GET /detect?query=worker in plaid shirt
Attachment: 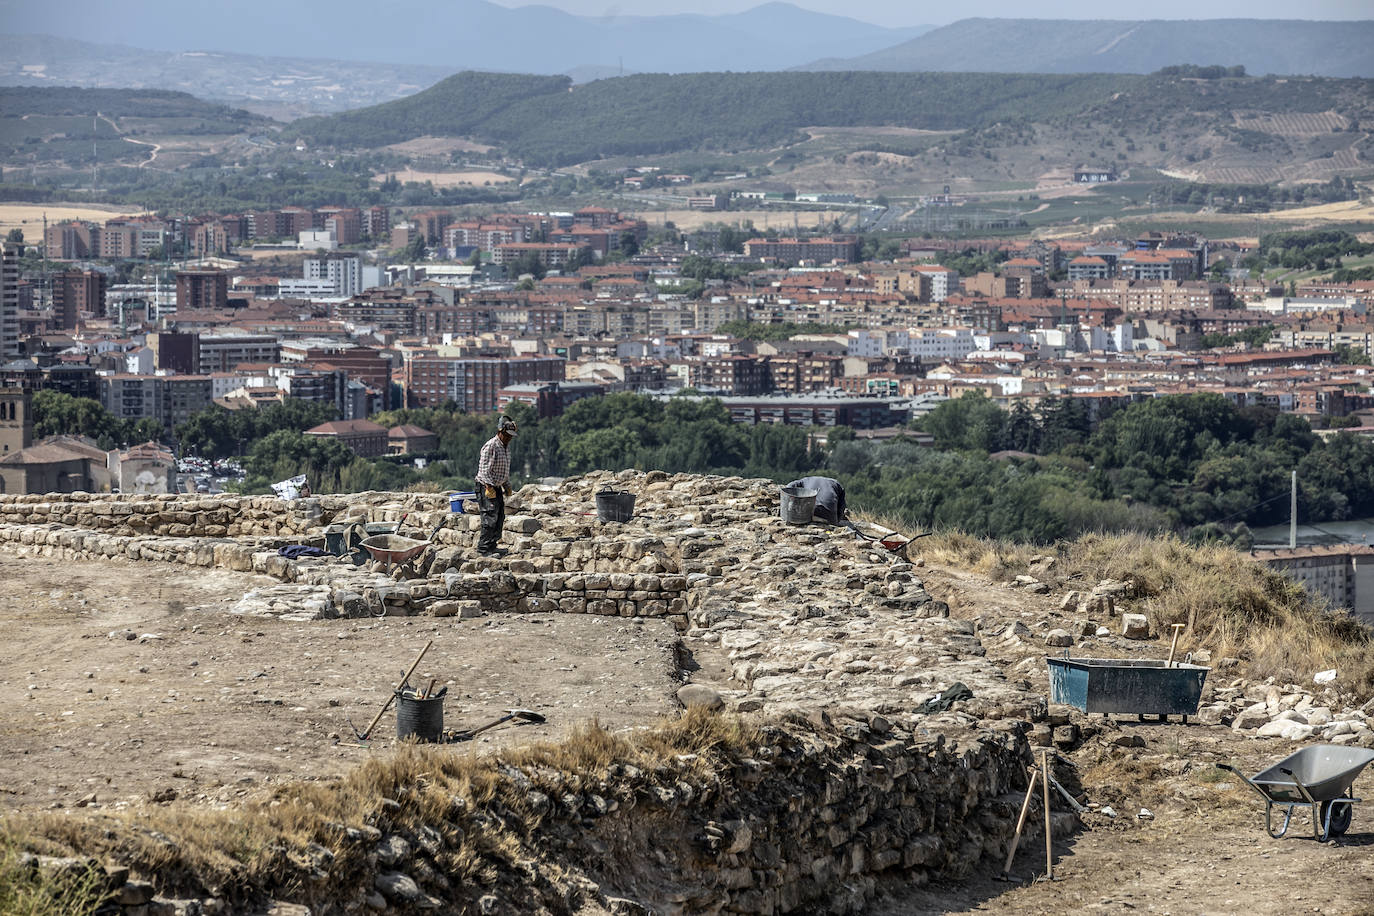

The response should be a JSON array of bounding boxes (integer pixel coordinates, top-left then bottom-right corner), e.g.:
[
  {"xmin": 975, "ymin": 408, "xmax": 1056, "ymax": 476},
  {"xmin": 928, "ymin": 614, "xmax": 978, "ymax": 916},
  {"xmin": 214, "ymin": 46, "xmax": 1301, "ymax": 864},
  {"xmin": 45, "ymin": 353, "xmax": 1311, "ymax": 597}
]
[{"xmin": 475, "ymin": 416, "xmax": 517, "ymax": 555}]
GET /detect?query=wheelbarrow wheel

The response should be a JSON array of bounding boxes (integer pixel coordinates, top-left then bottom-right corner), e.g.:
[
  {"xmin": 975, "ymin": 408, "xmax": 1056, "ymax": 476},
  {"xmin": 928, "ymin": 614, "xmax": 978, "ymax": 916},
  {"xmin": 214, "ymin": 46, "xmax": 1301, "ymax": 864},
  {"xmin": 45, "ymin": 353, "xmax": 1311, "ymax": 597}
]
[{"xmin": 1320, "ymin": 796, "xmax": 1353, "ymax": 837}]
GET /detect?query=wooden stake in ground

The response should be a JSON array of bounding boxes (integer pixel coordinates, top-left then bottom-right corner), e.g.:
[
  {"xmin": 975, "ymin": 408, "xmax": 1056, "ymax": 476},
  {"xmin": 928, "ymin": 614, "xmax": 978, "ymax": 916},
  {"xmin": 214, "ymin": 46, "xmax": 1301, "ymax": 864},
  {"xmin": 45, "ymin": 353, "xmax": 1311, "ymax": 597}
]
[
  {"xmin": 1166, "ymin": 623, "xmax": 1186, "ymax": 667},
  {"xmin": 1042, "ymin": 749, "xmax": 1054, "ymax": 880},
  {"xmin": 1002, "ymin": 764, "xmax": 1040, "ymax": 877}
]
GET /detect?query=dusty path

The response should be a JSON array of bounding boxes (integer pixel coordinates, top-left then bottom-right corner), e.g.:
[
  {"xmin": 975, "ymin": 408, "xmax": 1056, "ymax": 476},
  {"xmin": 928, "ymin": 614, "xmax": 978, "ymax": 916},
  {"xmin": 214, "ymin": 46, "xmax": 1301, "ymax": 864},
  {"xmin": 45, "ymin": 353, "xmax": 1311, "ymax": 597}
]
[
  {"xmin": 0, "ymin": 552, "xmax": 683, "ymax": 812},
  {"xmin": 97, "ymin": 111, "xmax": 160, "ymax": 166}
]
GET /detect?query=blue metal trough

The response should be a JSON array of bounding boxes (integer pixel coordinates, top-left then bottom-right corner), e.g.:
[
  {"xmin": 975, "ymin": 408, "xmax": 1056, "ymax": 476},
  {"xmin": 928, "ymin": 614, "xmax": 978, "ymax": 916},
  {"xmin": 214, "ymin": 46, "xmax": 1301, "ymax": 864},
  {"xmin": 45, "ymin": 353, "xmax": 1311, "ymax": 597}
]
[{"xmin": 1047, "ymin": 656, "xmax": 1210, "ymax": 722}]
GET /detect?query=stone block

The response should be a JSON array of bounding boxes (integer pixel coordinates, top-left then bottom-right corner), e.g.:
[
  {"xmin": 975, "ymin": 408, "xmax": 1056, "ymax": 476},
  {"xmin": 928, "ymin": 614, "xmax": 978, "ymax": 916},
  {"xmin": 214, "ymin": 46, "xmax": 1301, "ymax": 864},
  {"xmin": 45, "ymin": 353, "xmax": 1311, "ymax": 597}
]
[
  {"xmin": 1121, "ymin": 613, "xmax": 1151, "ymax": 639},
  {"xmin": 505, "ymin": 515, "xmax": 541, "ymax": 534}
]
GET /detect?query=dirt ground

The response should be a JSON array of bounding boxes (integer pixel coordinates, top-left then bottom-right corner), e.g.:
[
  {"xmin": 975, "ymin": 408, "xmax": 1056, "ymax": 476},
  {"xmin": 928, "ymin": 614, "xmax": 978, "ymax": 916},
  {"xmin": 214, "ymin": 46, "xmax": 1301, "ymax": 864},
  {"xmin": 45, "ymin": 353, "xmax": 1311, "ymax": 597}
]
[
  {"xmin": 876, "ymin": 725, "xmax": 1374, "ymax": 916},
  {"xmin": 0, "ymin": 552, "xmax": 683, "ymax": 813},
  {"xmin": 867, "ymin": 564, "xmax": 1374, "ymax": 916}
]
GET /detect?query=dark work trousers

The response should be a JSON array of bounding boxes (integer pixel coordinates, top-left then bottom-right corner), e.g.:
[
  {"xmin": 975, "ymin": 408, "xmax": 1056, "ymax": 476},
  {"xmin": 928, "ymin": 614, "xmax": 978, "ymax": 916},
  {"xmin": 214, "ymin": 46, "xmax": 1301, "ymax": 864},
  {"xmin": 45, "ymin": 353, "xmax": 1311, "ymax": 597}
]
[{"xmin": 478, "ymin": 487, "xmax": 505, "ymax": 552}]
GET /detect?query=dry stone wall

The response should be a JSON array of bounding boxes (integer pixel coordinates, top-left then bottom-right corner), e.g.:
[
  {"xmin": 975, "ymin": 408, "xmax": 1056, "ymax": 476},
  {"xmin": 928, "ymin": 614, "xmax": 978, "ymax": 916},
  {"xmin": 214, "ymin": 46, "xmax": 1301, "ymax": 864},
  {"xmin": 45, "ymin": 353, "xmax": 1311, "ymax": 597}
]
[{"xmin": 34, "ymin": 715, "xmax": 1043, "ymax": 916}]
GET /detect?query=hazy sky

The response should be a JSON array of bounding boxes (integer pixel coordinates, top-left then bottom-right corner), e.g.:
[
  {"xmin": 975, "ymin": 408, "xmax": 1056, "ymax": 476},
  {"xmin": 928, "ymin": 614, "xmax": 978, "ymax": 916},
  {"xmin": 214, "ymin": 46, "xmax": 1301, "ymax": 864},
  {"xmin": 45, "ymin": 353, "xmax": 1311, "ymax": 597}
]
[{"xmin": 494, "ymin": 0, "xmax": 1374, "ymax": 27}]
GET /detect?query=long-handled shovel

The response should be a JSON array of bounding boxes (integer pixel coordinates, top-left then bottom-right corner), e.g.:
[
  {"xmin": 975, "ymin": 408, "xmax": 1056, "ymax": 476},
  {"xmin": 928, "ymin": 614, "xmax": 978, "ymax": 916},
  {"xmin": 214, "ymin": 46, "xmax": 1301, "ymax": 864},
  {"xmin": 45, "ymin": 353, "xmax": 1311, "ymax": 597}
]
[
  {"xmin": 448, "ymin": 708, "xmax": 545, "ymax": 742},
  {"xmin": 352, "ymin": 640, "xmax": 433, "ymax": 741}
]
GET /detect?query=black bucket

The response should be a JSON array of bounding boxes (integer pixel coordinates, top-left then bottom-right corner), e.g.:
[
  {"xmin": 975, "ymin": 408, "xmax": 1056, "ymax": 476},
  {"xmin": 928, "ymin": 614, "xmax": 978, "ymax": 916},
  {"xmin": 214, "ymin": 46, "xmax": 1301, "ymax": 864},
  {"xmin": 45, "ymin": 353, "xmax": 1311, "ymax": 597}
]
[
  {"xmin": 595, "ymin": 489, "xmax": 636, "ymax": 523},
  {"xmin": 395, "ymin": 691, "xmax": 444, "ymax": 742}
]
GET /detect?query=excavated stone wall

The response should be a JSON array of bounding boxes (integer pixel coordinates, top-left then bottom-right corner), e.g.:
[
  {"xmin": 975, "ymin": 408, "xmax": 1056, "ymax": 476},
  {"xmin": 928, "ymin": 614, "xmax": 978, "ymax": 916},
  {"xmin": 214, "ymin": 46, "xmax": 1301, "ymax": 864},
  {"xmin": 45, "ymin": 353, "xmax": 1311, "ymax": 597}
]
[{"xmin": 23, "ymin": 715, "xmax": 1043, "ymax": 916}]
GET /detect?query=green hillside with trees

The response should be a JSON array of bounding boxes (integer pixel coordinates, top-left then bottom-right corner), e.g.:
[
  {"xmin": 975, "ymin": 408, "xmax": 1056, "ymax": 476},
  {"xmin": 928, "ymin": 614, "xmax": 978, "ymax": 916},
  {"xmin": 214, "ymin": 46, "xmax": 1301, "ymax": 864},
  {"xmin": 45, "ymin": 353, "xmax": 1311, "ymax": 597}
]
[{"xmin": 291, "ymin": 69, "xmax": 1374, "ymax": 167}]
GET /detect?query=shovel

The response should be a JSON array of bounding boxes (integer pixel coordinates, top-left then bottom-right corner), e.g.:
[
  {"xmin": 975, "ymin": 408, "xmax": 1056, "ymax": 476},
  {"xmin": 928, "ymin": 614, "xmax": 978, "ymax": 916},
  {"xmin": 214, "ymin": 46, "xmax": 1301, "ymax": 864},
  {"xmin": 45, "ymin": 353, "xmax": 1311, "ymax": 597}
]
[
  {"xmin": 448, "ymin": 708, "xmax": 545, "ymax": 742},
  {"xmin": 352, "ymin": 640, "xmax": 433, "ymax": 741}
]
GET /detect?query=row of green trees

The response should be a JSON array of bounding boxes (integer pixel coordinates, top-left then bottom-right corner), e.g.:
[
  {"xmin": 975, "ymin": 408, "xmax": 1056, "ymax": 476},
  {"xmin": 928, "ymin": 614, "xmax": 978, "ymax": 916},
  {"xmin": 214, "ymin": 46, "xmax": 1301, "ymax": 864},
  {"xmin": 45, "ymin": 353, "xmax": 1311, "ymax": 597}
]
[
  {"xmin": 32, "ymin": 387, "xmax": 1374, "ymax": 546},
  {"xmin": 913, "ymin": 391, "xmax": 1374, "ymax": 536}
]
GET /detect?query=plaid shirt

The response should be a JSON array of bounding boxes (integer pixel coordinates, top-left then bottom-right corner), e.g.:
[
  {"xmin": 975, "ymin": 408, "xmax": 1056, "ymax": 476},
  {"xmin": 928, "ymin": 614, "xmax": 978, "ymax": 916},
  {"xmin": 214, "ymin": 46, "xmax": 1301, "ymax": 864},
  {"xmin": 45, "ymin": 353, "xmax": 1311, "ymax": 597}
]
[{"xmin": 475, "ymin": 434, "xmax": 511, "ymax": 487}]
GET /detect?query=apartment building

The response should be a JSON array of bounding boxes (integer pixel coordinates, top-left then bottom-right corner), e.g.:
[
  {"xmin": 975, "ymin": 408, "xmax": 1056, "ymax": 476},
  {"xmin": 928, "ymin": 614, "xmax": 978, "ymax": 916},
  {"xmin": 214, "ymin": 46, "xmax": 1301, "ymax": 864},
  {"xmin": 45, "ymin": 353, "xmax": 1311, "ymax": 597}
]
[
  {"xmin": 403, "ymin": 355, "xmax": 565, "ymax": 411},
  {"xmin": 303, "ymin": 254, "xmax": 366, "ymax": 297},
  {"xmin": 743, "ymin": 236, "xmax": 860, "ymax": 264},
  {"xmin": 198, "ymin": 334, "xmax": 281, "ymax": 372},
  {"xmin": 491, "ymin": 242, "xmax": 588, "ymax": 269},
  {"xmin": 53, "ymin": 269, "xmax": 106, "ymax": 330},
  {"xmin": 0, "ymin": 242, "xmax": 18, "ymax": 359},
  {"xmin": 175, "ymin": 269, "xmax": 228, "ymax": 312},
  {"xmin": 161, "ymin": 375, "xmax": 214, "ymax": 429},
  {"xmin": 101, "ymin": 374, "xmax": 163, "ymax": 423},
  {"xmin": 1067, "ymin": 279, "xmax": 1232, "ymax": 312},
  {"xmin": 44, "ymin": 221, "xmax": 95, "ymax": 260},
  {"xmin": 719, "ymin": 395, "xmax": 904, "ymax": 428},
  {"xmin": 689, "ymin": 355, "xmax": 769, "ymax": 395}
]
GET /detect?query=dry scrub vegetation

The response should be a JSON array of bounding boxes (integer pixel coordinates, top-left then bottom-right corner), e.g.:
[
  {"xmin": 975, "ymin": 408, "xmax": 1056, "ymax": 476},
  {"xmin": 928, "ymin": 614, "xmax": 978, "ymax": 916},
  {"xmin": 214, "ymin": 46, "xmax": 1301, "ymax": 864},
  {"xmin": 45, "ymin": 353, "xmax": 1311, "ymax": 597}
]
[
  {"xmin": 0, "ymin": 709, "xmax": 760, "ymax": 913},
  {"xmin": 921, "ymin": 530, "xmax": 1374, "ymax": 697}
]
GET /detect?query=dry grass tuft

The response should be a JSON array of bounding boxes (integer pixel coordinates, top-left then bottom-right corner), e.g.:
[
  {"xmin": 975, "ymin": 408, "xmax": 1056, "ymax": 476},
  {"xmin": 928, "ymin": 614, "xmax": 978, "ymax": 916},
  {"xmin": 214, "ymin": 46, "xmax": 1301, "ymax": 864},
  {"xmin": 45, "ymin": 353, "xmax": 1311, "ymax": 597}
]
[
  {"xmin": 1, "ymin": 709, "xmax": 763, "ymax": 907},
  {"xmin": 910, "ymin": 528, "xmax": 1374, "ymax": 698},
  {"xmin": 0, "ymin": 837, "xmax": 111, "ymax": 916}
]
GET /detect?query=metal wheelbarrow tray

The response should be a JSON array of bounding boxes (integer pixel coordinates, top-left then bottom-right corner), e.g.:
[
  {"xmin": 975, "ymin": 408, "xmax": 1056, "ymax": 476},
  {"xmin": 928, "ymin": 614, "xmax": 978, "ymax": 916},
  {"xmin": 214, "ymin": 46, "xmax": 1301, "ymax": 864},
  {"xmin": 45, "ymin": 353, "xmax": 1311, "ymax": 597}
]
[
  {"xmin": 359, "ymin": 533, "xmax": 433, "ymax": 567},
  {"xmin": 1047, "ymin": 656, "xmax": 1210, "ymax": 722},
  {"xmin": 1218, "ymin": 745, "xmax": 1374, "ymax": 841}
]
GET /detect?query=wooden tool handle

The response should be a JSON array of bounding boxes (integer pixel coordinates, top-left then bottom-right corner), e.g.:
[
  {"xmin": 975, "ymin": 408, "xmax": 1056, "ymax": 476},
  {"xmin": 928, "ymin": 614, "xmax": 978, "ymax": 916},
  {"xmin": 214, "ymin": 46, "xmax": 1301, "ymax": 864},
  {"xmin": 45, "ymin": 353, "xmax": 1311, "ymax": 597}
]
[
  {"xmin": 361, "ymin": 639, "xmax": 433, "ymax": 739},
  {"xmin": 1166, "ymin": 623, "xmax": 1185, "ymax": 667}
]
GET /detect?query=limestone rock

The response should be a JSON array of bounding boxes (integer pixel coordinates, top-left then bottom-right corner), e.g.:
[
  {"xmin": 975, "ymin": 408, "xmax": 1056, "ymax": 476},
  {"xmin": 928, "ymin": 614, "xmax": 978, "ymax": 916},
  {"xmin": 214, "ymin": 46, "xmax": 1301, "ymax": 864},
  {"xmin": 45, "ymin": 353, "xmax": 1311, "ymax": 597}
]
[
  {"xmin": 375, "ymin": 872, "xmax": 423, "ymax": 903},
  {"xmin": 1121, "ymin": 614, "xmax": 1150, "ymax": 640},
  {"xmin": 677, "ymin": 684, "xmax": 724, "ymax": 711},
  {"xmin": 1044, "ymin": 629, "xmax": 1074, "ymax": 648}
]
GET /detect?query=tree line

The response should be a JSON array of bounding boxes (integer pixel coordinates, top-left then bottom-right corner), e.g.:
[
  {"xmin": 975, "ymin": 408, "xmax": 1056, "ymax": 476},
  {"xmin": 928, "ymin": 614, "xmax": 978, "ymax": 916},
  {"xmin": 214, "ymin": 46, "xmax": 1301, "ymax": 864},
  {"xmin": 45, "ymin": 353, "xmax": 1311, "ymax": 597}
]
[{"xmin": 30, "ymin": 389, "xmax": 1374, "ymax": 547}]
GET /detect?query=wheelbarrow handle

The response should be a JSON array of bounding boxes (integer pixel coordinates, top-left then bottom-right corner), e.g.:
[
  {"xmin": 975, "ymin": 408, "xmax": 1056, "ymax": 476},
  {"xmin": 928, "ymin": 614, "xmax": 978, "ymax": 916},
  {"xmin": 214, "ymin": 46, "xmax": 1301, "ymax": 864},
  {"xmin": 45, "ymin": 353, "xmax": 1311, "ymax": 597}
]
[
  {"xmin": 1278, "ymin": 768, "xmax": 1320, "ymax": 806},
  {"xmin": 1216, "ymin": 763, "xmax": 1273, "ymax": 803}
]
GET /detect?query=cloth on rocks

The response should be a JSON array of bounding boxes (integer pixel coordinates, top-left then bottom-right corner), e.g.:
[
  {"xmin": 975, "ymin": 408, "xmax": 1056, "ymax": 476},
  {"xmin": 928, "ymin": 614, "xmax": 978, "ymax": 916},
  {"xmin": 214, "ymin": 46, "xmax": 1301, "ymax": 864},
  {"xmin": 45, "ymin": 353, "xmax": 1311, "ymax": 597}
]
[
  {"xmin": 919, "ymin": 681, "xmax": 973, "ymax": 714},
  {"xmin": 278, "ymin": 545, "xmax": 329, "ymax": 559},
  {"xmin": 783, "ymin": 476, "xmax": 847, "ymax": 524}
]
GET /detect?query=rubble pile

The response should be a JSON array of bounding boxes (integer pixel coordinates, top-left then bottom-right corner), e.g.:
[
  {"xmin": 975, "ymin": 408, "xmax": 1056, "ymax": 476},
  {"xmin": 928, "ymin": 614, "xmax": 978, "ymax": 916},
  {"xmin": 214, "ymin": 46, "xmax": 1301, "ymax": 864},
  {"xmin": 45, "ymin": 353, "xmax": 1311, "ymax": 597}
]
[{"xmin": 1200, "ymin": 682, "xmax": 1374, "ymax": 745}]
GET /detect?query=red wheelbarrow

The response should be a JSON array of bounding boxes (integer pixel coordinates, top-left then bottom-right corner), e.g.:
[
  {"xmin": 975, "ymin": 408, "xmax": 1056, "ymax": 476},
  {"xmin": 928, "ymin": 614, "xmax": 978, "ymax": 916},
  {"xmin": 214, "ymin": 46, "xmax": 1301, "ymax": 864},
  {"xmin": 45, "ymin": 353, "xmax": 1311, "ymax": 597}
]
[{"xmin": 358, "ymin": 520, "xmax": 446, "ymax": 571}]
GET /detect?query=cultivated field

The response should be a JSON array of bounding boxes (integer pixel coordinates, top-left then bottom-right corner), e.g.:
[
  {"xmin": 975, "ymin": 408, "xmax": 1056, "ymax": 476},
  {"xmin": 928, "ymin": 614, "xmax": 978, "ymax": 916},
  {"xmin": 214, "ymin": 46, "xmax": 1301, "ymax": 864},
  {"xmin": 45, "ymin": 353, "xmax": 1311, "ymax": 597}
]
[
  {"xmin": 1233, "ymin": 111, "xmax": 1349, "ymax": 135},
  {"xmin": 631, "ymin": 206, "xmax": 849, "ymax": 232},
  {"xmin": 381, "ymin": 136, "xmax": 496, "ymax": 156},
  {"xmin": 0, "ymin": 203, "xmax": 150, "ymax": 237},
  {"xmin": 375, "ymin": 167, "xmax": 516, "ymax": 188}
]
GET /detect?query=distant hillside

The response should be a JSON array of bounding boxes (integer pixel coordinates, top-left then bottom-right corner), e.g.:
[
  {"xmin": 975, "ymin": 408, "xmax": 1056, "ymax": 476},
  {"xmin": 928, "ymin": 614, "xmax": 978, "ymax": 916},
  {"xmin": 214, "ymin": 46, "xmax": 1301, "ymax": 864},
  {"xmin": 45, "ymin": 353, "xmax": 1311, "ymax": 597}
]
[
  {"xmin": 0, "ymin": 86, "xmax": 261, "ymax": 122},
  {"xmin": 0, "ymin": 34, "xmax": 454, "ymax": 117},
  {"xmin": 292, "ymin": 69, "xmax": 1374, "ymax": 170},
  {"xmin": 802, "ymin": 18, "xmax": 1374, "ymax": 78},
  {"xmin": 0, "ymin": 86, "xmax": 271, "ymax": 168},
  {"xmin": 0, "ymin": 0, "xmax": 931, "ymax": 75}
]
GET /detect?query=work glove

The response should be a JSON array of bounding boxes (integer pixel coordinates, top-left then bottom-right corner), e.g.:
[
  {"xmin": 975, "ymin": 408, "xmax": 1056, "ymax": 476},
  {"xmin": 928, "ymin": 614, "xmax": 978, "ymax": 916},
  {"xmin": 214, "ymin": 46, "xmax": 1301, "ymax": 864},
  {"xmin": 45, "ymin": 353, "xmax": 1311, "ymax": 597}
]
[
  {"xmin": 503, "ymin": 483, "xmax": 513, "ymax": 497},
  {"xmin": 484, "ymin": 485, "xmax": 497, "ymax": 499}
]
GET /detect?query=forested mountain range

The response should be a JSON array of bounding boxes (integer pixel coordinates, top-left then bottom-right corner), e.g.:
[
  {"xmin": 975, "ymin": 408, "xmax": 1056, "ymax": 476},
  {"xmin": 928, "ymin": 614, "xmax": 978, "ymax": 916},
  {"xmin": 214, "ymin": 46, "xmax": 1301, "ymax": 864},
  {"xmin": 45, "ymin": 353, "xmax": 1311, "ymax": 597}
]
[
  {"xmin": 802, "ymin": 18, "xmax": 1374, "ymax": 78},
  {"xmin": 291, "ymin": 69, "xmax": 1374, "ymax": 169},
  {"xmin": 0, "ymin": 2, "xmax": 931, "ymax": 77}
]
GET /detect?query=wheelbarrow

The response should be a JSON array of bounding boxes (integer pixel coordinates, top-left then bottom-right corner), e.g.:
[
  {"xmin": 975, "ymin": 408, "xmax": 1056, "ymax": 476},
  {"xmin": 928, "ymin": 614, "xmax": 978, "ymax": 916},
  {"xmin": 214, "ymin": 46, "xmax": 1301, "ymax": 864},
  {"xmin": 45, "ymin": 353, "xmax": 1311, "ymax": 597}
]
[
  {"xmin": 358, "ymin": 520, "xmax": 445, "ymax": 572},
  {"xmin": 1217, "ymin": 745, "xmax": 1374, "ymax": 841}
]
